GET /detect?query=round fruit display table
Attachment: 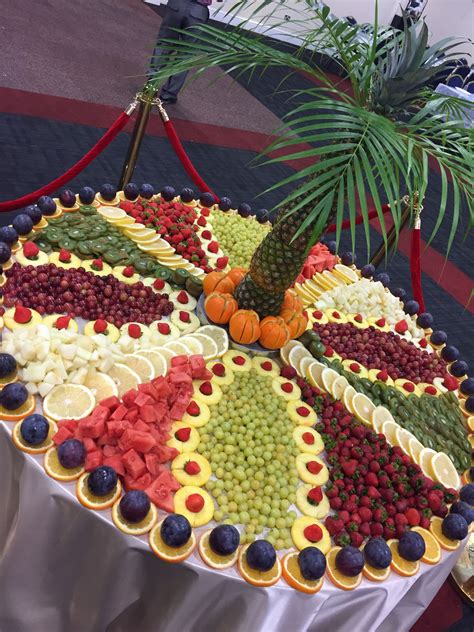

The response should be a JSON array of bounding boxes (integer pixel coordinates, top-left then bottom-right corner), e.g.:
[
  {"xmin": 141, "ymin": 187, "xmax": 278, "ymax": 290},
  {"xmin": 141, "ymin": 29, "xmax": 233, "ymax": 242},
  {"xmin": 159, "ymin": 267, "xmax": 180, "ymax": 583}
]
[
  {"xmin": 0, "ymin": 423, "xmax": 464, "ymax": 632},
  {"xmin": 0, "ymin": 185, "xmax": 472, "ymax": 632}
]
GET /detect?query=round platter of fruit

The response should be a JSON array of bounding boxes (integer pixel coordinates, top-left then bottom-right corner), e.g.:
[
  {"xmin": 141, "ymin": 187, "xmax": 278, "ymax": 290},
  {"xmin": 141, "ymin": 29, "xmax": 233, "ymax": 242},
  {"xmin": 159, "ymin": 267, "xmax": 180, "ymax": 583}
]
[{"xmin": 0, "ymin": 183, "xmax": 473, "ymax": 609}]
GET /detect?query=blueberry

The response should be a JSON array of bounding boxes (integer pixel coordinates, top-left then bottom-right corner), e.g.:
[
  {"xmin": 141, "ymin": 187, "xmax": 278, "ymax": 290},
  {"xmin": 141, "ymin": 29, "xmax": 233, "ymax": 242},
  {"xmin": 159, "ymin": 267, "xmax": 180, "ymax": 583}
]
[
  {"xmin": 450, "ymin": 502, "xmax": 474, "ymax": 525},
  {"xmin": 442, "ymin": 513, "xmax": 468, "ymax": 540},
  {"xmin": 160, "ymin": 185, "xmax": 175, "ymax": 202},
  {"xmin": 417, "ymin": 312, "xmax": 434, "ymax": 329},
  {"xmin": 79, "ymin": 187, "xmax": 96, "ymax": 204},
  {"xmin": 200, "ymin": 192, "xmax": 215, "ymax": 208},
  {"xmin": 180, "ymin": 187, "xmax": 195, "ymax": 203},
  {"xmin": 335, "ymin": 546, "xmax": 365, "ymax": 576},
  {"xmin": 59, "ymin": 189, "xmax": 76, "ymax": 208},
  {"xmin": 364, "ymin": 537, "xmax": 392, "ymax": 569},
  {"xmin": 326, "ymin": 240, "xmax": 337, "ymax": 255},
  {"xmin": 392, "ymin": 287, "xmax": 407, "ymax": 301},
  {"xmin": 124, "ymin": 183, "xmax": 140, "ymax": 200},
  {"xmin": 139, "ymin": 183, "xmax": 154, "ymax": 199},
  {"xmin": 119, "ymin": 490, "xmax": 150, "ymax": 522},
  {"xmin": 298, "ymin": 546, "xmax": 326, "ymax": 580},
  {"xmin": 466, "ymin": 395, "xmax": 474, "ymax": 413},
  {"xmin": 256, "ymin": 208, "xmax": 269, "ymax": 224},
  {"xmin": 246, "ymin": 540, "xmax": 276, "ymax": 571},
  {"xmin": 441, "ymin": 346, "xmax": 460, "ymax": 362},
  {"xmin": 238, "ymin": 203, "xmax": 252, "ymax": 218},
  {"xmin": 37, "ymin": 195, "xmax": 57, "ymax": 216},
  {"xmin": 209, "ymin": 524, "xmax": 240, "ymax": 555},
  {"xmin": 460, "ymin": 484, "xmax": 474, "ymax": 505},
  {"xmin": 20, "ymin": 414, "xmax": 49, "ymax": 445},
  {"xmin": 430, "ymin": 330, "xmax": 447, "ymax": 346},
  {"xmin": 0, "ymin": 353, "xmax": 16, "ymax": 377},
  {"xmin": 58, "ymin": 439, "xmax": 86, "ymax": 469},
  {"xmin": 460, "ymin": 378, "xmax": 474, "ymax": 396},
  {"xmin": 0, "ymin": 382, "xmax": 28, "ymax": 410},
  {"xmin": 87, "ymin": 465, "xmax": 118, "ymax": 496},
  {"xmin": 0, "ymin": 242, "xmax": 11, "ymax": 264},
  {"xmin": 24, "ymin": 204, "xmax": 42, "ymax": 225},
  {"xmin": 12, "ymin": 214, "xmax": 34, "ymax": 236},
  {"xmin": 218, "ymin": 197, "xmax": 232, "ymax": 212},
  {"xmin": 398, "ymin": 531, "xmax": 425, "ymax": 561},
  {"xmin": 451, "ymin": 360, "xmax": 468, "ymax": 378},
  {"xmin": 375, "ymin": 272, "xmax": 390, "ymax": 287},
  {"xmin": 160, "ymin": 514, "xmax": 191, "ymax": 547},
  {"xmin": 0, "ymin": 226, "xmax": 19, "ymax": 245},
  {"xmin": 404, "ymin": 300, "xmax": 419, "ymax": 316},
  {"xmin": 99, "ymin": 184, "xmax": 116, "ymax": 202},
  {"xmin": 341, "ymin": 251, "xmax": 356, "ymax": 266},
  {"xmin": 361, "ymin": 264, "xmax": 375, "ymax": 278}
]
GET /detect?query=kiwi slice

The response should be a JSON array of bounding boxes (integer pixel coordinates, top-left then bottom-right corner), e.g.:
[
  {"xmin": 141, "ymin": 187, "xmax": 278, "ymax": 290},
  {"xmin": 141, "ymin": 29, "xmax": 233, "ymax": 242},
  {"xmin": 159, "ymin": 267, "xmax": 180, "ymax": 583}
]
[
  {"xmin": 172, "ymin": 268, "xmax": 190, "ymax": 286},
  {"xmin": 58, "ymin": 238, "xmax": 76, "ymax": 250},
  {"xmin": 155, "ymin": 267, "xmax": 172, "ymax": 282},
  {"xmin": 79, "ymin": 205, "xmax": 96, "ymax": 215}
]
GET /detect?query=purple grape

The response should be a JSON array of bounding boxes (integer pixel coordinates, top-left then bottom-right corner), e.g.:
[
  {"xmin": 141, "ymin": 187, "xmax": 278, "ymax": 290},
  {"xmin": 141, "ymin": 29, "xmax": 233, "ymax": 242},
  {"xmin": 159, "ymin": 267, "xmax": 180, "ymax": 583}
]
[
  {"xmin": 238, "ymin": 203, "xmax": 252, "ymax": 218},
  {"xmin": 160, "ymin": 185, "xmax": 175, "ymax": 202},
  {"xmin": 341, "ymin": 251, "xmax": 356, "ymax": 266},
  {"xmin": 59, "ymin": 189, "xmax": 76, "ymax": 208},
  {"xmin": 119, "ymin": 490, "xmax": 150, "ymax": 522},
  {"xmin": 100, "ymin": 184, "xmax": 116, "ymax": 202},
  {"xmin": 404, "ymin": 300, "xmax": 419, "ymax": 316},
  {"xmin": 0, "ymin": 242, "xmax": 11, "ymax": 264},
  {"xmin": 37, "ymin": 195, "xmax": 57, "ymax": 216},
  {"xmin": 124, "ymin": 183, "xmax": 139, "ymax": 200},
  {"xmin": 180, "ymin": 188, "xmax": 195, "ymax": 203},
  {"xmin": 24, "ymin": 204, "xmax": 42, "ymax": 225},
  {"xmin": 139, "ymin": 184, "xmax": 154, "ymax": 199},
  {"xmin": 218, "ymin": 197, "xmax": 232, "ymax": 212},
  {"xmin": 58, "ymin": 439, "xmax": 86, "ymax": 469},
  {"xmin": 361, "ymin": 264, "xmax": 375, "ymax": 278},
  {"xmin": 12, "ymin": 214, "xmax": 34, "ymax": 236},
  {"xmin": 256, "ymin": 208, "xmax": 269, "ymax": 224},
  {"xmin": 199, "ymin": 192, "xmax": 215, "ymax": 208},
  {"xmin": 79, "ymin": 187, "xmax": 96, "ymax": 204},
  {"xmin": 375, "ymin": 272, "xmax": 390, "ymax": 287},
  {"xmin": 0, "ymin": 226, "xmax": 19, "ymax": 245},
  {"xmin": 416, "ymin": 312, "xmax": 433, "ymax": 329}
]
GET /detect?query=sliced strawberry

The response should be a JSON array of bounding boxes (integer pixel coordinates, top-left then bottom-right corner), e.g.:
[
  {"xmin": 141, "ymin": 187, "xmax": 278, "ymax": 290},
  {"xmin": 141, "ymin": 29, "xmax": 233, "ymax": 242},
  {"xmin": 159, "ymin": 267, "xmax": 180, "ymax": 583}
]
[
  {"xmin": 307, "ymin": 487, "xmax": 323, "ymax": 505},
  {"xmin": 91, "ymin": 258, "xmax": 103, "ymax": 270},
  {"xmin": 350, "ymin": 363, "xmax": 361, "ymax": 373},
  {"xmin": 354, "ymin": 314, "xmax": 363, "ymax": 323},
  {"xmin": 332, "ymin": 311, "xmax": 341, "ymax": 319},
  {"xmin": 157, "ymin": 322, "xmax": 170, "ymax": 335},
  {"xmin": 186, "ymin": 401, "xmax": 201, "ymax": 416},
  {"xmin": 55, "ymin": 316, "xmax": 71, "ymax": 330},
  {"xmin": 153, "ymin": 278, "xmax": 165, "ymax": 290},
  {"xmin": 296, "ymin": 406, "xmax": 310, "ymax": 417},
  {"xmin": 232, "ymin": 356, "xmax": 246, "ymax": 366},
  {"xmin": 281, "ymin": 382, "xmax": 294, "ymax": 393},
  {"xmin": 261, "ymin": 361, "xmax": 273, "ymax": 372},
  {"xmin": 216, "ymin": 256, "xmax": 228, "ymax": 270},
  {"xmin": 212, "ymin": 363, "xmax": 225, "ymax": 377},
  {"xmin": 395, "ymin": 320, "xmax": 408, "ymax": 334},
  {"xmin": 375, "ymin": 318, "xmax": 386, "ymax": 327},
  {"xmin": 302, "ymin": 432, "xmax": 315, "ymax": 445},
  {"xmin": 177, "ymin": 290, "xmax": 189, "ymax": 304},
  {"xmin": 179, "ymin": 311, "xmax": 190, "ymax": 323},
  {"xmin": 199, "ymin": 381, "xmax": 213, "ymax": 396}
]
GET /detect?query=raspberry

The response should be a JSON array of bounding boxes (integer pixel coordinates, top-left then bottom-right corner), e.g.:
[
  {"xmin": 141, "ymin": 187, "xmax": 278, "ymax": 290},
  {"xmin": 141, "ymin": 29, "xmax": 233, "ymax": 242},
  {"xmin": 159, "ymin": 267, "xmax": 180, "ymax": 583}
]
[
  {"xmin": 23, "ymin": 242, "xmax": 39, "ymax": 258},
  {"xmin": 216, "ymin": 256, "xmax": 228, "ymax": 269},
  {"xmin": 153, "ymin": 278, "xmax": 165, "ymax": 290},
  {"xmin": 128, "ymin": 324, "xmax": 141, "ymax": 339},
  {"xmin": 185, "ymin": 493, "xmax": 205, "ymax": 513},
  {"xmin": 395, "ymin": 320, "xmax": 408, "ymax": 334},
  {"xmin": 94, "ymin": 319, "xmax": 108, "ymax": 334},
  {"xmin": 177, "ymin": 291, "xmax": 189, "ymax": 304},
  {"xmin": 296, "ymin": 406, "xmax": 310, "ymax": 417},
  {"xmin": 55, "ymin": 316, "xmax": 71, "ymax": 330},
  {"xmin": 175, "ymin": 427, "xmax": 192, "ymax": 442},
  {"xmin": 123, "ymin": 266, "xmax": 134, "ymax": 278},
  {"xmin": 302, "ymin": 432, "xmax": 315, "ymax": 445},
  {"xmin": 199, "ymin": 381, "xmax": 213, "ymax": 396},
  {"xmin": 232, "ymin": 355, "xmax": 246, "ymax": 366},
  {"xmin": 13, "ymin": 305, "xmax": 32, "ymax": 324},
  {"xmin": 281, "ymin": 382, "xmax": 294, "ymax": 393},
  {"xmin": 307, "ymin": 461, "xmax": 323, "ymax": 475},
  {"xmin": 303, "ymin": 524, "xmax": 323, "ymax": 543},
  {"xmin": 58, "ymin": 248, "xmax": 71, "ymax": 263},
  {"xmin": 261, "ymin": 361, "xmax": 273, "ymax": 372},
  {"xmin": 179, "ymin": 311, "xmax": 190, "ymax": 323},
  {"xmin": 186, "ymin": 401, "xmax": 201, "ymax": 416},
  {"xmin": 184, "ymin": 461, "xmax": 201, "ymax": 475},
  {"xmin": 212, "ymin": 363, "xmax": 225, "ymax": 377},
  {"xmin": 157, "ymin": 322, "xmax": 170, "ymax": 335}
]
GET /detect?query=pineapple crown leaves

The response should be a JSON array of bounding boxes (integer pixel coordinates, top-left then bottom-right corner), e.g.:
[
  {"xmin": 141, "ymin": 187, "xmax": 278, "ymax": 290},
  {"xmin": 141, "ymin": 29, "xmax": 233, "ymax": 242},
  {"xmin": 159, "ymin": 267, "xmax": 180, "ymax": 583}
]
[{"xmin": 147, "ymin": 0, "xmax": 473, "ymax": 256}]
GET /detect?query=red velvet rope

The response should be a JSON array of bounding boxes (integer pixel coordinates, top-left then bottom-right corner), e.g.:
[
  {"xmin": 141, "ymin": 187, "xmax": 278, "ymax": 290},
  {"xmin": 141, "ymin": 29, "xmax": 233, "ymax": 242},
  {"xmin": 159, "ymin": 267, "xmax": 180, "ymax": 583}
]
[
  {"xmin": 162, "ymin": 119, "xmax": 218, "ymax": 202},
  {"xmin": 410, "ymin": 226, "xmax": 425, "ymax": 312},
  {"xmin": 0, "ymin": 111, "xmax": 131, "ymax": 213}
]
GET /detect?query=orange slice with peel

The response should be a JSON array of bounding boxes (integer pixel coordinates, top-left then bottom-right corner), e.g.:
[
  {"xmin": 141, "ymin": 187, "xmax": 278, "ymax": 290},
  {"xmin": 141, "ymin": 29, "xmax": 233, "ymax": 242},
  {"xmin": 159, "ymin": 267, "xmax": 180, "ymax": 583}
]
[
  {"xmin": 111, "ymin": 499, "xmax": 158, "ymax": 536},
  {"xmin": 326, "ymin": 547, "xmax": 362, "ymax": 590},
  {"xmin": 388, "ymin": 540, "xmax": 420, "ymax": 576},
  {"xmin": 282, "ymin": 552, "xmax": 324, "ymax": 593},
  {"xmin": 44, "ymin": 447, "xmax": 85, "ymax": 482},
  {"xmin": 150, "ymin": 519, "xmax": 197, "ymax": 563},
  {"xmin": 363, "ymin": 563, "xmax": 391, "ymax": 582},
  {"xmin": 238, "ymin": 544, "xmax": 282, "ymax": 587},
  {"xmin": 429, "ymin": 516, "xmax": 461, "ymax": 551},
  {"xmin": 0, "ymin": 394, "xmax": 36, "ymax": 422},
  {"xmin": 12, "ymin": 419, "xmax": 57, "ymax": 454},
  {"xmin": 76, "ymin": 472, "xmax": 122, "ymax": 510},
  {"xmin": 411, "ymin": 527, "xmax": 441, "ymax": 564},
  {"xmin": 198, "ymin": 530, "xmax": 240, "ymax": 569}
]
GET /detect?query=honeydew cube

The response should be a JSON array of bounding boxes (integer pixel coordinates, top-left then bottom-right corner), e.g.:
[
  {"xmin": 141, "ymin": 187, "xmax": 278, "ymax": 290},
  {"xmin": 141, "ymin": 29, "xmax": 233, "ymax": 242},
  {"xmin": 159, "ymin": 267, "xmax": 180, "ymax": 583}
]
[
  {"xmin": 38, "ymin": 382, "xmax": 55, "ymax": 397},
  {"xmin": 70, "ymin": 367, "xmax": 88, "ymax": 384},
  {"xmin": 98, "ymin": 357, "xmax": 115, "ymax": 373},
  {"xmin": 76, "ymin": 347, "xmax": 92, "ymax": 361},
  {"xmin": 22, "ymin": 364, "xmax": 46, "ymax": 383},
  {"xmin": 44, "ymin": 371, "xmax": 62, "ymax": 386},
  {"xmin": 36, "ymin": 341, "xmax": 50, "ymax": 362},
  {"xmin": 26, "ymin": 382, "xmax": 39, "ymax": 395}
]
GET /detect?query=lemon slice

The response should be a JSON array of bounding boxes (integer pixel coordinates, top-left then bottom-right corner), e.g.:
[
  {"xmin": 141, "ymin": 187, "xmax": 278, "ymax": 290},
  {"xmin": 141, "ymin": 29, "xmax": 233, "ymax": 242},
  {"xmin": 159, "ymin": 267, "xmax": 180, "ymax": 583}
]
[
  {"xmin": 381, "ymin": 420, "xmax": 399, "ymax": 446},
  {"xmin": 97, "ymin": 206, "xmax": 126, "ymax": 221},
  {"xmin": 371, "ymin": 406, "xmax": 395, "ymax": 433},
  {"xmin": 280, "ymin": 340, "xmax": 302, "ymax": 365},
  {"xmin": 43, "ymin": 384, "xmax": 95, "ymax": 421},
  {"xmin": 342, "ymin": 385, "xmax": 357, "ymax": 412},
  {"xmin": 333, "ymin": 264, "xmax": 358, "ymax": 283},
  {"xmin": 179, "ymin": 336, "xmax": 204, "ymax": 355},
  {"xmin": 83, "ymin": 371, "xmax": 118, "ymax": 402},
  {"xmin": 123, "ymin": 354, "xmax": 155, "ymax": 382},
  {"xmin": 430, "ymin": 452, "xmax": 460, "ymax": 489},
  {"xmin": 395, "ymin": 428, "xmax": 415, "ymax": 455},
  {"xmin": 195, "ymin": 326, "xmax": 229, "ymax": 357},
  {"xmin": 409, "ymin": 436, "xmax": 424, "ymax": 463},
  {"xmin": 123, "ymin": 223, "xmax": 146, "ymax": 232},
  {"xmin": 299, "ymin": 356, "xmax": 316, "ymax": 379},
  {"xmin": 351, "ymin": 393, "xmax": 376, "ymax": 426},
  {"xmin": 418, "ymin": 447, "xmax": 437, "ymax": 478},
  {"xmin": 133, "ymin": 350, "xmax": 167, "ymax": 377},
  {"xmin": 108, "ymin": 363, "xmax": 141, "ymax": 397},
  {"xmin": 321, "ymin": 368, "xmax": 340, "ymax": 394},
  {"xmin": 151, "ymin": 347, "xmax": 175, "ymax": 368},
  {"xmin": 330, "ymin": 375, "xmax": 349, "ymax": 400},
  {"xmin": 163, "ymin": 340, "xmax": 192, "ymax": 356},
  {"xmin": 306, "ymin": 361, "xmax": 326, "ymax": 391},
  {"xmin": 189, "ymin": 334, "xmax": 219, "ymax": 361},
  {"xmin": 288, "ymin": 345, "xmax": 313, "ymax": 376}
]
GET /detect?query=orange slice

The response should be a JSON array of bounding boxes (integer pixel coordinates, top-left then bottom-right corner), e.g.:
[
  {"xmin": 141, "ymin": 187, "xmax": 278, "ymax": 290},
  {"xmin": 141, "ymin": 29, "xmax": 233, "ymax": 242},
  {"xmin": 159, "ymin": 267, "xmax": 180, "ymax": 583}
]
[
  {"xmin": 411, "ymin": 527, "xmax": 441, "ymax": 564},
  {"xmin": 0, "ymin": 394, "xmax": 36, "ymax": 421},
  {"xmin": 429, "ymin": 516, "xmax": 460, "ymax": 551},
  {"xmin": 12, "ymin": 419, "xmax": 57, "ymax": 454},
  {"xmin": 282, "ymin": 552, "xmax": 324, "ymax": 594},
  {"xmin": 76, "ymin": 472, "xmax": 122, "ymax": 510},
  {"xmin": 326, "ymin": 547, "xmax": 362, "ymax": 590},
  {"xmin": 238, "ymin": 545, "xmax": 282, "ymax": 587},
  {"xmin": 149, "ymin": 519, "xmax": 197, "ymax": 563},
  {"xmin": 198, "ymin": 530, "xmax": 240, "ymax": 569},
  {"xmin": 363, "ymin": 563, "xmax": 391, "ymax": 582},
  {"xmin": 111, "ymin": 499, "xmax": 158, "ymax": 535},
  {"xmin": 44, "ymin": 447, "xmax": 85, "ymax": 482},
  {"xmin": 388, "ymin": 540, "xmax": 420, "ymax": 576}
]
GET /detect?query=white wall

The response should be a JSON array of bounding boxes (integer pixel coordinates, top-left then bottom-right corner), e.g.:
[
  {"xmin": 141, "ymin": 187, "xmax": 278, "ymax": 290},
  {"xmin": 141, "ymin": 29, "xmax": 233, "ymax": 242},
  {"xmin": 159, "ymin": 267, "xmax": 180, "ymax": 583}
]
[{"xmin": 422, "ymin": 0, "xmax": 474, "ymax": 43}]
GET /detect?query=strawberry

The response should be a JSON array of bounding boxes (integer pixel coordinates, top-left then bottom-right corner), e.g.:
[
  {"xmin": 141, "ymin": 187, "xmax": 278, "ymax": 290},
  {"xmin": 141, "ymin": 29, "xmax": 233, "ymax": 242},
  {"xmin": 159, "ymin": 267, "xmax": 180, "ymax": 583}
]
[
  {"xmin": 360, "ymin": 522, "xmax": 371, "ymax": 537},
  {"xmin": 375, "ymin": 318, "xmax": 386, "ymax": 327},
  {"xmin": 419, "ymin": 337, "xmax": 428, "ymax": 348},
  {"xmin": 312, "ymin": 310, "xmax": 324, "ymax": 319},
  {"xmin": 23, "ymin": 242, "xmax": 39, "ymax": 258},
  {"xmin": 341, "ymin": 460, "xmax": 358, "ymax": 477},
  {"xmin": 434, "ymin": 504, "xmax": 448, "ymax": 518},
  {"xmin": 405, "ymin": 508, "xmax": 420, "ymax": 526},
  {"xmin": 13, "ymin": 305, "xmax": 32, "ymax": 324},
  {"xmin": 338, "ymin": 510, "xmax": 350, "ymax": 524},
  {"xmin": 307, "ymin": 461, "xmax": 323, "ymax": 475},
  {"xmin": 324, "ymin": 346, "xmax": 334, "ymax": 357},
  {"xmin": 367, "ymin": 486, "xmax": 381, "ymax": 500},
  {"xmin": 91, "ymin": 258, "xmax": 103, "ymax": 271},
  {"xmin": 94, "ymin": 319, "xmax": 108, "ymax": 334},
  {"xmin": 373, "ymin": 508, "xmax": 387, "ymax": 523},
  {"xmin": 420, "ymin": 516, "xmax": 431, "ymax": 529},
  {"xmin": 260, "ymin": 361, "xmax": 273, "ymax": 372},
  {"xmin": 281, "ymin": 382, "xmax": 294, "ymax": 393},
  {"xmin": 307, "ymin": 487, "xmax": 323, "ymax": 505},
  {"xmin": 330, "ymin": 497, "xmax": 343, "ymax": 510},
  {"xmin": 201, "ymin": 229, "xmax": 212, "ymax": 240},
  {"xmin": 211, "ymin": 363, "xmax": 225, "ymax": 377},
  {"xmin": 123, "ymin": 266, "xmax": 135, "ymax": 278},
  {"xmin": 358, "ymin": 506, "xmax": 372, "ymax": 522},
  {"xmin": 395, "ymin": 319, "xmax": 408, "ymax": 334},
  {"xmin": 175, "ymin": 427, "xmax": 191, "ymax": 442},
  {"xmin": 370, "ymin": 522, "xmax": 384, "ymax": 537},
  {"xmin": 185, "ymin": 493, "xmax": 205, "ymax": 513},
  {"xmin": 216, "ymin": 256, "xmax": 229, "ymax": 269},
  {"xmin": 442, "ymin": 374, "xmax": 458, "ymax": 391},
  {"xmin": 55, "ymin": 316, "xmax": 71, "ymax": 330},
  {"xmin": 184, "ymin": 461, "xmax": 201, "ymax": 475},
  {"xmin": 395, "ymin": 524, "xmax": 407, "ymax": 539},
  {"xmin": 383, "ymin": 525, "xmax": 396, "ymax": 540},
  {"xmin": 176, "ymin": 291, "xmax": 189, "ymax": 304},
  {"xmin": 280, "ymin": 366, "xmax": 296, "ymax": 379},
  {"xmin": 402, "ymin": 381, "xmax": 415, "ymax": 392},
  {"xmin": 424, "ymin": 385, "xmax": 437, "ymax": 395},
  {"xmin": 186, "ymin": 401, "xmax": 201, "ymax": 416},
  {"xmin": 302, "ymin": 432, "xmax": 315, "ymax": 445},
  {"xmin": 207, "ymin": 241, "xmax": 219, "ymax": 253},
  {"xmin": 127, "ymin": 324, "xmax": 141, "ymax": 338},
  {"xmin": 365, "ymin": 472, "xmax": 379, "ymax": 487},
  {"xmin": 354, "ymin": 314, "xmax": 363, "ymax": 323},
  {"xmin": 296, "ymin": 406, "xmax": 310, "ymax": 417},
  {"xmin": 334, "ymin": 531, "xmax": 351, "ymax": 547},
  {"xmin": 376, "ymin": 369, "xmax": 389, "ymax": 382},
  {"xmin": 360, "ymin": 496, "xmax": 372, "ymax": 508},
  {"xmin": 179, "ymin": 311, "xmax": 190, "ymax": 323},
  {"xmin": 199, "ymin": 381, "xmax": 213, "ymax": 396},
  {"xmin": 232, "ymin": 355, "xmax": 246, "ymax": 366},
  {"xmin": 350, "ymin": 532, "xmax": 364, "ymax": 547},
  {"xmin": 157, "ymin": 322, "xmax": 170, "ymax": 335},
  {"xmin": 59, "ymin": 248, "xmax": 71, "ymax": 263},
  {"xmin": 369, "ymin": 460, "xmax": 381, "ymax": 473},
  {"xmin": 303, "ymin": 524, "xmax": 323, "ymax": 543}
]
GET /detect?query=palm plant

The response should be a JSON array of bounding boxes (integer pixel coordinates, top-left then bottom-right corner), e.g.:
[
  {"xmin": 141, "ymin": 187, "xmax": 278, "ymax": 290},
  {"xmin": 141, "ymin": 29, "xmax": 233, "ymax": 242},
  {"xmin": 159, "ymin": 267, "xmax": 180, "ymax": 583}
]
[{"xmin": 149, "ymin": 1, "xmax": 473, "ymax": 318}]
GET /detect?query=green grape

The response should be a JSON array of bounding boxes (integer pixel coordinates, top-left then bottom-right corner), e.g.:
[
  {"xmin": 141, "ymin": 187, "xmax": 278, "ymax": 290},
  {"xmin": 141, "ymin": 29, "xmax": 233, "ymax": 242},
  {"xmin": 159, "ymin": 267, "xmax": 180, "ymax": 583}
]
[
  {"xmin": 267, "ymin": 517, "xmax": 276, "ymax": 529},
  {"xmin": 214, "ymin": 510, "xmax": 223, "ymax": 522},
  {"xmin": 230, "ymin": 512, "xmax": 239, "ymax": 524}
]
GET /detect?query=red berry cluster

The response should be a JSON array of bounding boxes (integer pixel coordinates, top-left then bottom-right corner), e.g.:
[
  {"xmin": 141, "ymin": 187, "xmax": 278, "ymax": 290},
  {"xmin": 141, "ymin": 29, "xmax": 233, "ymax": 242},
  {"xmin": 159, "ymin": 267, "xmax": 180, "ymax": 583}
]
[
  {"xmin": 120, "ymin": 199, "xmax": 218, "ymax": 272},
  {"xmin": 280, "ymin": 365, "xmax": 323, "ymax": 408},
  {"xmin": 315, "ymin": 395, "xmax": 456, "ymax": 546},
  {"xmin": 313, "ymin": 322, "xmax": 447, "ymax": 383},
  {"xmin": 3, "ymin": 263, "xmax": 174, "ymax": 326}
]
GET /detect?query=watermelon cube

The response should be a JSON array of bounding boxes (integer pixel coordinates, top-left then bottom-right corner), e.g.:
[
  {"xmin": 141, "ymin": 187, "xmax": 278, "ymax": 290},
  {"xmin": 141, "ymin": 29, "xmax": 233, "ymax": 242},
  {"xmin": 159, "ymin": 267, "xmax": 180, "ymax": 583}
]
[
  {"xmin": 103, "ymin": 455, "xmax": 125, "ymax": 476},
  {"xmin": 170, "ymin": 401, "xmax": 187, "ymax": 420},
  {"xmin": 79, "ymin": 416, "xmax": 105, "ymax": 439},
  {"xmin": 52, "ymin": 426, "xmax": 74, "ymax": 446},
  {"xmin": 144, "ymin": 453, "xmax": 165, "ymax": 477},
  {"xmin": 153, "ymin": 404, "xmax": 169, "ymax": 424},
  {"xmin": 152, "ymin": 444, "xmax": 178, "ymax": 463},
  {"xmin": 151, "ymin": 377, "xmax": 171, "ymax": 399},
  {"xmin": 97, "ymin": 433, "xmax": 117, "ymax": 447},
  {"xmin": 139, "ymin": 405, "xmax": 156, "ymax": 424},
  {"xmin": 134, "ymin": 392, "xmax": 155, "ymax": 407},
  {"xmin": 103, "ymin": 444, "xmax": 120, "ymax": 457},
  {"xmin": 145, "ymin": 474, "xmax": 176, "ymax": 512},
  {"xmin": 83, "ymin": 437, "xmax": 97, "ymax": 453},
  {"xmin": 128, "ymin": 430, "xmax": 156, "ymax": 454},
  {"xmin": 121, "ymin": 448, "xmax": 146, "ymax": 478},
  {"xmin": 169, "ymin": 371, "xmax": 192, "ymax": 385},
  {"xmin": 122, "ymin": 389, "xmax": 139, "ymax": 407},
  {"xmin": 107, "ymin": 420, "xmax": 130, "ymax": 438},
  {"xmin": 93, "ymin": 405, "xmax": 110, "ymax": 423},
  {"xmin": 124, "ymin": 407, "xmax": 139, "ymax": 423},
  {"xmin": 85, "ymin": 450, "xmax": 103, "ymax": 471},
  {"xmin": 124, "ymin": 472, "xmax": 152, "ymax": 491},
  {"xmin": 171, "ymin": 355, "xmax": 188, "ymax": 367},
  {"xmin": 57, "ymin": 419, "xmax": 78, "ymax": 432},
  {"xmin": 133, "ymin": 419, "xmax": 149, "ymax": 434},
  {"xmin": 138, "ymin": 382, "xmax": 159, "ymax": 400},
  {"xmin": 101, "ymin": 395, "xmax": 120, "ymax": 411},
  {"xmin": 110, "ymin": 404, "xmax": 128, "ymax": 420}
]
